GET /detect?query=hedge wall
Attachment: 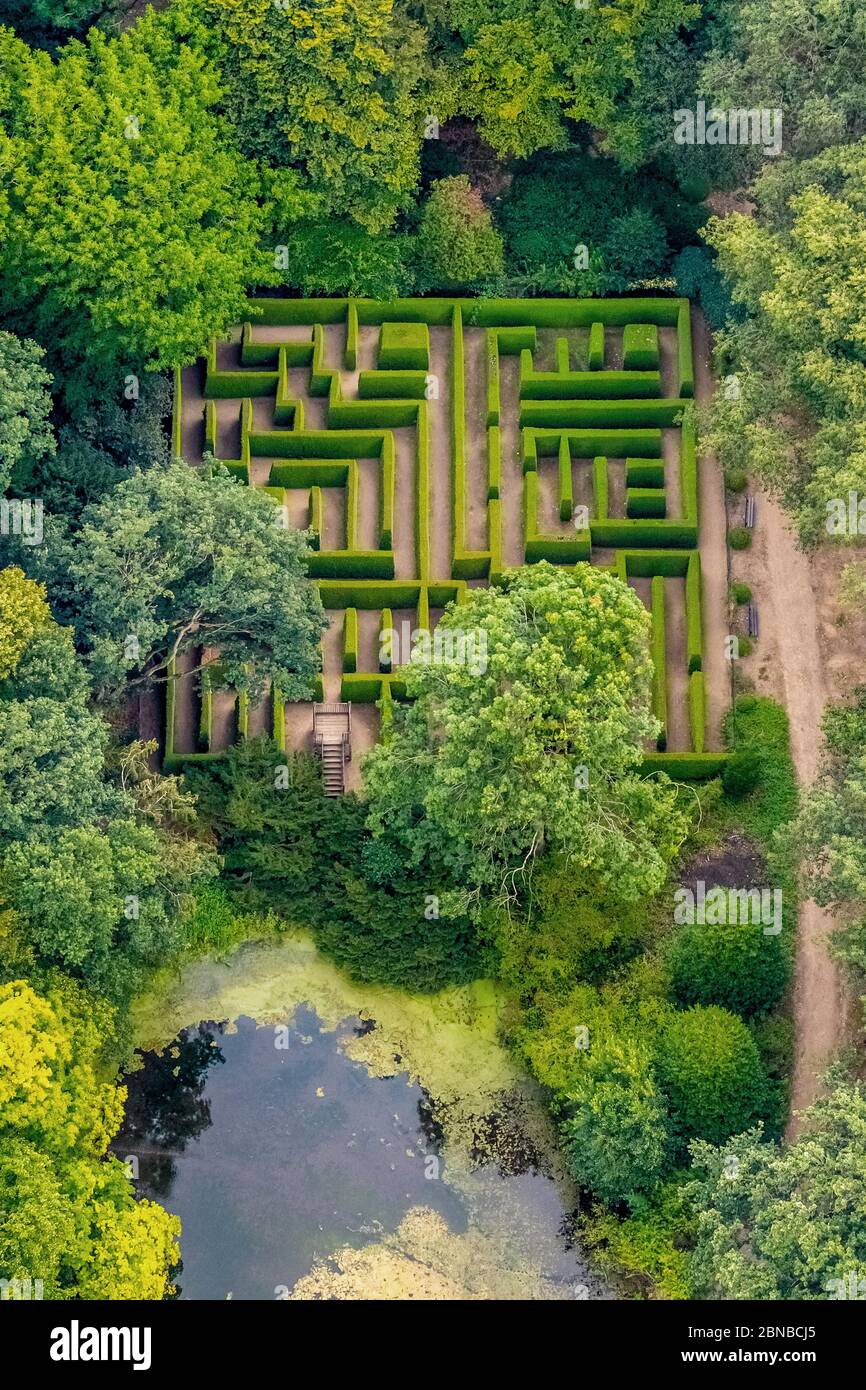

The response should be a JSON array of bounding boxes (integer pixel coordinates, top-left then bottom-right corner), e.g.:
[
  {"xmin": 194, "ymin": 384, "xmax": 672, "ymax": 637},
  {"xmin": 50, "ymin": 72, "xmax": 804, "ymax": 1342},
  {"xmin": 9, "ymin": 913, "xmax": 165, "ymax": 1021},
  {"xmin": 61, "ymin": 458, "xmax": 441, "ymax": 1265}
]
[
  {"xmin": 626, "ymin": 488, "xmax": 667, "ymax": 519},
  {"xmin": 342, "ymin": 608, "xmax": 358, "ymax": 673},
  {"xmin": 558, "ymin": 436, "xmax": 573, "ymax": 522},
  {"xmin": 626, "ymin": 459, "xmax": 665, "ymax": 488},
  {"xmin": 345, "ymin": 300, "xmax": 359, "ymax": 370},
  {"xmin": 520, "ymin": 398, "xmax": 688, "ymax": 429},
  {"xmin": 519, "ymin": 361, "xmax": 662, "ymax": 401},
  {"xmin": 651, "ymin": 574, "xmax": 667, "ymax": 751},
  {"xmin": 588, "ymin": 322, "xmax": 604, "ymax": 369},
  {"xmin": 358, "ymin": 370, "xmax": 428, "ymax": 399},
  {"xmin": 379, "ymin": 320, "xmax": 430, "ymax": 371},
  {"xmin": 689, "ymin": 669, "xmax": 706, "ymax": 753},
  {"xmin": 623, "ymin": 323, "xmax": 659, "ymax": 371},
  {"xmin": 686, "ymin": 551, "xmax": 703, "ymax": 672}
]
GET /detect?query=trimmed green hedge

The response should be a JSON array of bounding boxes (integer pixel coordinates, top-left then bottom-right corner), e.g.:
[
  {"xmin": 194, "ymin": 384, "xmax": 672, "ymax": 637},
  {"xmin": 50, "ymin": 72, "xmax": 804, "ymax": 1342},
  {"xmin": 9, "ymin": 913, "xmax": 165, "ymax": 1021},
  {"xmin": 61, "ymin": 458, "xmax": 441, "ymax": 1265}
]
[
  {"xmin": 686, "ymin": 551, "xmax": 703, "ymax": 673},
  {"xmin": 308, "ymin": 549, "xmax": 394, "ymax": 579},
  {"xmin": 627, "ymin": 488, "xmax": 667, "ymax": 519},
  {"xmin": 416, "ymin": 400, "xmax": 431, "ymax": 580},
  {"xmin": 308, "ymin": 485, "xmax": 323, "ymax": 545},
  {"xmin": 342, "ymin": 608, "xmax": 358, "ymax": 673},
  {"xmin": 592, "ymin": 518, "xmax": 696, "ymax": 547},
  {"xmin": 623, "ymin": 323, "xmax": 659, "ymax": 371},
  {"xmin": 486, "ymin": 330, "xmax": 500, "ymax": 426},
  {"xmin": 487, "ymin": 426, "xmax": 501, "ymax": 500},
  {"xmin": 358, "ymin": 370, "xmax": 428, "ymax": 399},
  {"xmin": 689, "ymin": 669, "xmax": 706, "ymax": 753},
  {"xmin": 592, "ymin": 455, "xmax": 608, "ymax": 520},
  {"xmin": 677, "ymin": 301, "xmax": 694, "ymax": 398},
  {"xmin": 345, "ymin": 300, "xmax": 359, "ymax": 370},
  {"xmin": 558, "ymin": 436, "xmax": 573, "ymax": 521},
  {"xmin": 317, "ymin": 580, "xmax": 423, "ymax": 609},
  {"xmin": 521, "ymin": 398, "xmax": 688, "ymax": 429},
  {"xmin": 379, "ymin": 320, "xmax": 430, "ymax": 370},
  {"xmin": 626, "ymin": 459, "xmax": 665, "ymax": 488},
  {"xmin": 588, "ymin": 321, "xmax": 604, "ymax": 369},
  {"xmin": 651, "ymin": 575, "xmax": 667, "ymax": 750},
  {"xmin": 642, "ymin": 751, "xmax": 730, "ymax": 778}
]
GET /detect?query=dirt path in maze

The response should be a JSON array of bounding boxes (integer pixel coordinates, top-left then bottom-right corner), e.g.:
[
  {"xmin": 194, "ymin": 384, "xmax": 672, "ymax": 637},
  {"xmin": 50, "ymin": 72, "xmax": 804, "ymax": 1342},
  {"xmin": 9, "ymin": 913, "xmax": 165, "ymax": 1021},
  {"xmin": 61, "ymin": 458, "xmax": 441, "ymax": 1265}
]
[
  {"xmin": 692, "ymin": 311, "xmax": 849, "ymax": 1128},
  {"xmin": 428, "ymin": 328, "xmax": 453, "ymax": 581}
]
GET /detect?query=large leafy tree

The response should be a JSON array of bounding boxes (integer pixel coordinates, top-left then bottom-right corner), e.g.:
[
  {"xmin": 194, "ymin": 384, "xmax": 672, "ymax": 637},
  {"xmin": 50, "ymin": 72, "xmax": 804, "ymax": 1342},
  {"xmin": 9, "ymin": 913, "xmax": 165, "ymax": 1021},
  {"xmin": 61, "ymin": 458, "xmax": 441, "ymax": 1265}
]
[
  {"xmin": 65, "ymin": 460, "xmax": 326, "ymax": 699},
  {"xmin": 362, "ymin": 562, "xmax": 689, "ymax": 911},
  {"xmin": 561, "ymin": 1034, "xmax": 672, "ymax": 1207},
  {"xmin": 415, "ymin": 175, "xmax": 504, "ymax": 289},
  {"xmin": 686, "ymin": 1084, "xmax": 866, "ymax": 1299},
  {"xmin": 0, "ymin": 15, "xmax": 273, "ymax": 403},
  {"xmin": 700, "ymin": 0, "xmax": 866, "ymax": 161},
  {"xmin": 0, "ymin": 619, "xmax": 115, "ymax": 845},
  {"xmin": 436, "ymin": 0, "xmax": 700, "ymax": 165},
  {"xmin": 0, "ymin": 978, "xmax": 179, "ymax": 1299},
  {"xmin": 0, "ymin": 331, "xmax": 54, "ymax": 493},
  {"xmin": 177, "ymin": 0, "xmax": 434, "ymax": 234},
  {"xmin": 0, "ymin": 600, "xmax": 215, "ymax": 993},
  {"xmin": 703, "ymin": 140, "xmax": 866, "ymax": 541},
  {"xmin": 0, "ymin": 568, "xmax": 50, "ymax": 682}
]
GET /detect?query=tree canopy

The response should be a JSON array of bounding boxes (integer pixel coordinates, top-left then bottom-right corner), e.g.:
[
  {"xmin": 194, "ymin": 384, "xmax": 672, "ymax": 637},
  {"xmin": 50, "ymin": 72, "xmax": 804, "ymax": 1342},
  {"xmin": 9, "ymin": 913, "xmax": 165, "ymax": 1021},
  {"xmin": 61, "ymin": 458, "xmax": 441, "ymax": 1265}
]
[{"xmin": 363, "ymin": 562, "xmax": 689, "ymax": 911}]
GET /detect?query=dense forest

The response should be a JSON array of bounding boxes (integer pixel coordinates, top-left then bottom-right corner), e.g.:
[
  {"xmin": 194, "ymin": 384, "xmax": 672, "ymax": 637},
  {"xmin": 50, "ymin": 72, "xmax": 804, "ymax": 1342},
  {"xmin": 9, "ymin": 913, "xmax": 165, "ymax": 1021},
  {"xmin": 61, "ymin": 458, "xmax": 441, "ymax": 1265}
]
[{"xmin": 2, "ymin": 0, "xmax": 866, "ymax": 1306}]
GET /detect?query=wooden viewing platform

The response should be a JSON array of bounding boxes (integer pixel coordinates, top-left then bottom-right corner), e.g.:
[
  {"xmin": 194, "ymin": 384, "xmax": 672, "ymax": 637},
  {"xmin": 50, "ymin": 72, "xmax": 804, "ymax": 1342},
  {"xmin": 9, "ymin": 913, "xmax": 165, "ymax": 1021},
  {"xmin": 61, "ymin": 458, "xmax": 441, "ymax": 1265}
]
[{"xmin": 313, "ymin": 702, "xmax": 352, "ymax": 796}]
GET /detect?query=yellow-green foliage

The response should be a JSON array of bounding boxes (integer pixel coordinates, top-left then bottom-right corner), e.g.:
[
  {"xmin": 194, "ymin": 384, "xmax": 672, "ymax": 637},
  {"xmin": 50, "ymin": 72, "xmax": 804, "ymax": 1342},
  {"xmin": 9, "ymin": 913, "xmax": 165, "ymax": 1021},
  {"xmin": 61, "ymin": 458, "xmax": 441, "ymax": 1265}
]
[
  {"xmin": 0, "ymin": 978, "xmax": 180, "ymax": 1299},
  {"xmin": 0, "ymin": 567, "xmax": 50, "ymax": 681}
]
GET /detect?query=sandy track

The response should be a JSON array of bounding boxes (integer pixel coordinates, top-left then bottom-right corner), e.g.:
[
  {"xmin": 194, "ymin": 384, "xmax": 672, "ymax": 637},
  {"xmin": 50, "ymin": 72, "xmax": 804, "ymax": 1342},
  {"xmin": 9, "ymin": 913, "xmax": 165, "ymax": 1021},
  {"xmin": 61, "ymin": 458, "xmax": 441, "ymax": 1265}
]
[
  {"xmin": 759, "ymin": 497, "xmax": 849, "ymax": 1131},
  {"xmin": 692, "ymin": 311, "xmax": 848, "ymax": 1125}
]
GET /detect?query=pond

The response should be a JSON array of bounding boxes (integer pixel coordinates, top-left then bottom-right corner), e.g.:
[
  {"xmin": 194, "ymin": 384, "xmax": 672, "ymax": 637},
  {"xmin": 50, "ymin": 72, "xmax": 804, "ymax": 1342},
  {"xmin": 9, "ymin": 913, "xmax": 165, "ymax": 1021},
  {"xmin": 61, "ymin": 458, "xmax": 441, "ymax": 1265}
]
[{"xmin": 117, "ymin": 933, "xmax": 611, "ymax": 1300}]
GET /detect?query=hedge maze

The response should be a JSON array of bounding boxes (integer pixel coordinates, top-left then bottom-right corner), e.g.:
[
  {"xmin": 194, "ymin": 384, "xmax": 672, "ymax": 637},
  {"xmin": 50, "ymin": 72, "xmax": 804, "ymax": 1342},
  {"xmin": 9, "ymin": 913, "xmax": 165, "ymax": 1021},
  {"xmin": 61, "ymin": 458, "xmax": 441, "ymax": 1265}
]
[{"xmin": 167, "ymin": 296, "xmax": 727, "ymax": 780}]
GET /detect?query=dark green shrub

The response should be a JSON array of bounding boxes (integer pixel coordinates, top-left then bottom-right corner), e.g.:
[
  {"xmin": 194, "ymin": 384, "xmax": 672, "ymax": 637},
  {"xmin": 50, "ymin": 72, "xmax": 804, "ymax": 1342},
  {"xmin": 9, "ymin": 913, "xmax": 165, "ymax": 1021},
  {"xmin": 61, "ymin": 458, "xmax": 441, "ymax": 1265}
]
[
  {"xmin": 728, "ymin": 525, "xmax": 752, "ymax": 550},
  {"xmin": 666, "ymin": 917, "xmax": 788, "ymax": 1018},
  {"xmin": 653, "ymin": 1005, "xmax": 768, "ymax": 1149},
  {"xmin": 731, "ymin": 582, "xmax": 752, "ymax": 605},
  {"xmin": 726, "ymin": 469, "xmax": 749, "ymax": 493},
  {"xmin": 737, "ymin": 635, "xmax": 754, "ymax": 657},
  {"xmin": 722, "ymin": 748, "xmax": 762, "ymax": 796},
  {"xmin": 672, "ymin": 245, "xmax": 741, "ymax": 333}
]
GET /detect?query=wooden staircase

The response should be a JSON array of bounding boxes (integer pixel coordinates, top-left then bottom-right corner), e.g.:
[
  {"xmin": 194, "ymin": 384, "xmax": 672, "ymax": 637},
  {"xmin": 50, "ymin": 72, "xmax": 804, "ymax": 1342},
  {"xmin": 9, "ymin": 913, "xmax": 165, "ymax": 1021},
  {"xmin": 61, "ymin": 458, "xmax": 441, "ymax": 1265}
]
[{"xmin": 313, "ymin": 702, "xmax": 351, "ymax": 796}]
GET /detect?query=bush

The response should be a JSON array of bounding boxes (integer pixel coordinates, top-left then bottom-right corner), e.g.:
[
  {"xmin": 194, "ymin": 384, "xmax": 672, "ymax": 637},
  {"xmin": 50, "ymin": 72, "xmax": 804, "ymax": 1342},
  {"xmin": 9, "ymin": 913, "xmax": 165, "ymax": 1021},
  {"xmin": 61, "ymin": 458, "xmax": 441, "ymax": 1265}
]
[
  {"xmin": 722, "ymin": 748, "xmax": 762, "ymax": 796},
  {"xmin": 560, "ymin": 1036, "xmax": 672, "ymax": 1207},
  {"xmin": 653, "ymin": 1005, "xmax": 768, "ymax": 1150},
  {"xmin": 737, "ymin": 635, "xmax": 754, "ymax": 657},
  {"xmin": 728, "ymin": 525, "xmax": 752, "ymax": 550},
  {"xmin": 731, "ymin": 581, "xmax": 752, "ymax": 605},
  {"xmin": 672, "ymin": 245, "xmax": 740, "ymax": 333},
  {"xmin": 725, "ymin": 469, "xmax": 749, "ymax": 493},
  {"xmin": 184, "ymin": 739, "xmax": 485, "ymax": 992},
  {"xmin": 666, "ymin": 917, "xmax": 788, "ymax": 1018},
  {"xmin": 415, "ymin": 176, "xmax": 504, "ymax": 290}
]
